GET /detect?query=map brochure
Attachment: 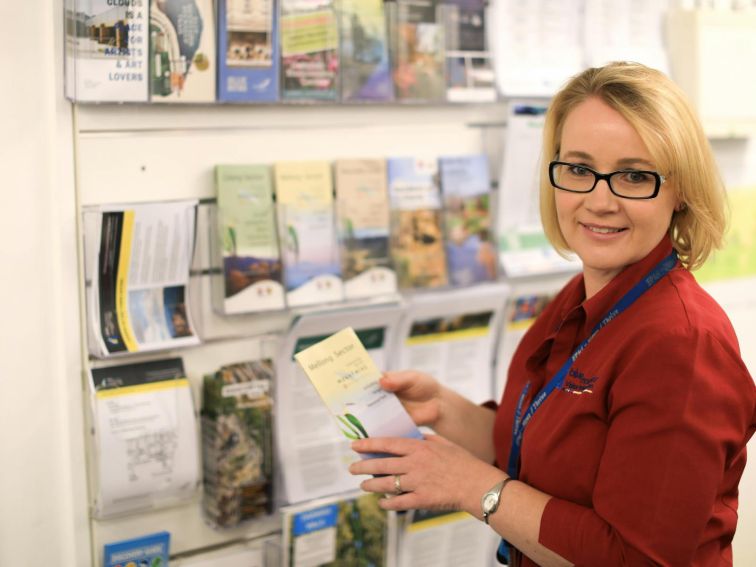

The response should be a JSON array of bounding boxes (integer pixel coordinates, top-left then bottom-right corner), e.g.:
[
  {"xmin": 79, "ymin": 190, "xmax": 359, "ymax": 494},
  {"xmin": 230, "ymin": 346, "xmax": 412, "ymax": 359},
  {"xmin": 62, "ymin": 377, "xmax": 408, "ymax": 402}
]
[{"xmin": 90, "ymin": 358, "xmax": 199, "ymax": 519}]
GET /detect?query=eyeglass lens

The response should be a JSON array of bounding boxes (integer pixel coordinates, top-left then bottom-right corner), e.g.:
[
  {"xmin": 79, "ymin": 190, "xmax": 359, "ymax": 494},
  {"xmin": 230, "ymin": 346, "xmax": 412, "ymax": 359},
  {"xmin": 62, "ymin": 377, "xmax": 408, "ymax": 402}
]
[{"xmin": 551, "ymin": 163, "xmax": 658, "ymax": 198}]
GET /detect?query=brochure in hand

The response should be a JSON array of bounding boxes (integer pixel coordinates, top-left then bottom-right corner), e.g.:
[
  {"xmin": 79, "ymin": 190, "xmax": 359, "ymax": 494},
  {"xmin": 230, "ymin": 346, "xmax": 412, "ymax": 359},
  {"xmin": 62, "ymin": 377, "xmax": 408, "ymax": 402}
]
[{"xmin": 294, "ymin": 327, "xmax": 423, "ymax": 457}]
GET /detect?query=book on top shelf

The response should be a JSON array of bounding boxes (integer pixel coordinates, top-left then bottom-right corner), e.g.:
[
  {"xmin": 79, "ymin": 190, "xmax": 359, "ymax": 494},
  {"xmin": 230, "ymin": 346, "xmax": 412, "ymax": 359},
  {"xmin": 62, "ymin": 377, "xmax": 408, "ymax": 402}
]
[
  {"xmin": 339, "ymin": 0, "xmax": 394, "ymax": 102},
  {"xmin": 64, "ymin": 0, "xmax": 150, "ymax": 102},
  {"xmin": 217, "ymin": 0, "xmax": 280, "ymax": 102},
  {"xmin": 444, "ymin": 0, "xmax": 496, "ymax": 102},
  {"xmin": 213, "ymin": 165, "xmax": 285, "ymax": 314},
  {"xmin": 386, "ymin": 0, "xmax": 446, "ymax": 102},
  {"xmin": 439, "ymin": 154, "xmax": 497, "ymax": 286},
  {"xmin": 280, "ymin": 0, "xmax": 340, "ymax": 102},
  {"xmin": 334, "ymin": 158, "xmax": 397, "ymax": 300},
  {"xmin": 149, "ymin": 0, "xmax": 216, "ymax": 102},
  {"xmin": 201, "ymin": 359, "xmax": 275, "ymax": 528},
  {"xmin": 387, "ymin": 157, "xmax": 449, "ymax": 289},
  {"xmin": 274, "ymin": 160, "xmax": 344, "ymax": 307}
]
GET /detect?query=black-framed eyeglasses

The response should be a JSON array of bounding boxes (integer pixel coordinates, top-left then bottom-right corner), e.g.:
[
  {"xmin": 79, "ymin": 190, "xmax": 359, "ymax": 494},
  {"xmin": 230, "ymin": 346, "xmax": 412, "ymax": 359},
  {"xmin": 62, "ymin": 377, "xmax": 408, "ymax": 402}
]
[{"xmin": 548, "ymin": 161, "xmax": 666, "ymax": 200}]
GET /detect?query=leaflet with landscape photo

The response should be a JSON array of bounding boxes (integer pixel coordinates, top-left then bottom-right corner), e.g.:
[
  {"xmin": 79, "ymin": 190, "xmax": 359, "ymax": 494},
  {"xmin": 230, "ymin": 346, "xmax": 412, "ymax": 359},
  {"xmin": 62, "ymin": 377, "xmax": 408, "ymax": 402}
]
[
  {"xmin": 439, "ymin": 154, "xmax": 497, "ymax": 286},
  {"xmin": 392, "ymin": 282, "xmax": 509, "ymax": 404},
  {"xmin": 334, "ymin": 158, "xmax": 397, "ymax": 299},
  {"xmin": 83, "ymin": 200, "xmax": 200, "ymax": 358},
  {"xmin": 387, "ymin": 157, "xmax": 449, "ymax": 290},
  {"xmin": 274, "ymin": 305, "xmax": 403, "ymax": 504},
  {"xmin": 281, "ymin": 491, "xmax": 397, "ymax": 567},
  {"xmin": 274, "ymin": 161, "xmax": 344, "ymax": 307},
  {"xmin": 295, "ymin": 327, "xmax": 423, "ymax": 450},
  {"xmin": 213, "ymin": 164, "xmax": 285, "ymax": 315},
  {"xmin": 89, "ymin": 358, "xmax": 200, "ymax": 519}
]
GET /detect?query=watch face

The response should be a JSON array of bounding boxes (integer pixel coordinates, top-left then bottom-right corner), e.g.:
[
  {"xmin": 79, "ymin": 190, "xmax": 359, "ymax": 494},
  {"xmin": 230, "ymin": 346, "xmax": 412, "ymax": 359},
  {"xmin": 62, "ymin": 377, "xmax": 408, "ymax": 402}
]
[{"xmin": 483, "ymin": 493, "xmax": 497, "ymax": 511}]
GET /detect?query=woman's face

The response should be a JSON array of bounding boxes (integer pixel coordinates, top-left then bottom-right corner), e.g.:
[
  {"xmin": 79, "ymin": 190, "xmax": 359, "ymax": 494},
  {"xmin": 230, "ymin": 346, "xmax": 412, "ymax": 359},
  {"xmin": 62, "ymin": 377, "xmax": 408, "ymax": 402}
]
[{"xmin": 555, "ymin": 97, "xmax": 679, "ymax": 286}]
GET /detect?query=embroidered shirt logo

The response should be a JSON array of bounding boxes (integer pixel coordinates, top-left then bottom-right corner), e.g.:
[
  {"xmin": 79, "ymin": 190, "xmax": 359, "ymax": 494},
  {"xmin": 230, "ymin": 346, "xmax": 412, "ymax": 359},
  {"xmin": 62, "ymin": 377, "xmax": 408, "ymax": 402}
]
[{"xmin": 562, "ymin": 368, "xmax": 598, "ymax": 395}]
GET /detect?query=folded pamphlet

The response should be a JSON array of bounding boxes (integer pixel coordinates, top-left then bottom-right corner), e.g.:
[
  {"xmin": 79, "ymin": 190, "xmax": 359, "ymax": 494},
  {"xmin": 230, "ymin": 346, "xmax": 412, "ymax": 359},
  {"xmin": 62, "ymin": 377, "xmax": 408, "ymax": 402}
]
[{"xmin": 294, "ymin": 327, "xmax": 423, "ymax": 457}]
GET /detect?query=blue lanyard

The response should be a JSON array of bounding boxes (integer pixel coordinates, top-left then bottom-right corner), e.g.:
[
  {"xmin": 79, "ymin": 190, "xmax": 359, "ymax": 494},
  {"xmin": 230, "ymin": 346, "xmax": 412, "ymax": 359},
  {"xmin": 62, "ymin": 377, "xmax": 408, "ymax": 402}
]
[{"xmin": 496, "ymin": 250, "xmax": 677, "ymax": 564}]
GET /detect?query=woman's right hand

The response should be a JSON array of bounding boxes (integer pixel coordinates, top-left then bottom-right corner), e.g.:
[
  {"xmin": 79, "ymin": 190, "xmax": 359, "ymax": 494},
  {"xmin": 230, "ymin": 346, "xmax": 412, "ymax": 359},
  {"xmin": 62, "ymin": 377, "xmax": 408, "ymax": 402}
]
[{"xmin": 380, "ymin": 370, "xmax": 443, "ymax": 428}]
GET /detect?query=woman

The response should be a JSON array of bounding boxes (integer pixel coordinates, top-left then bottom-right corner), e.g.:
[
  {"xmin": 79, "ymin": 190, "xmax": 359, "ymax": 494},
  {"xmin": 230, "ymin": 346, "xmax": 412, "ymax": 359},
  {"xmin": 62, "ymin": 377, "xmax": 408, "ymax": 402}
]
[{"xmin": 349, "ymin": 62, "xmax": 756, "ymax": 566}]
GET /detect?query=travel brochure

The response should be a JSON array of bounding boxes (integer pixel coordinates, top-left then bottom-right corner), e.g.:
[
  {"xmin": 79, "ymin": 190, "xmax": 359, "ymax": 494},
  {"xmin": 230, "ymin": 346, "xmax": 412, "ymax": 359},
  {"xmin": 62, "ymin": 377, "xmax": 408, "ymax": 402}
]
[
  {"xmin": 66, "ymin": 0, "xmax": 496, "ymax": 103},
  {"xmin": 201, "ymin": 359, "xmax": 275, "ymax": 528},
  {"xmin": 274, "ymin": 305, "xmax": 403, "ymax": 504},
  {"xmin": 392, "ymin": 282, "xmax": 509, "ymax": 404},
  {"xmin": 281, "ymin": 491, "xmax": 395, "ymax": 567},
  {"xmin": 334, "ymin": 158, "xmax": 397, "ymax": 299},
  {"xmin": 90, "ymin": 358, "xmax": 199, "ymax": 519},
  {"xmin": 387, "ymin": 157, "xmax": 449, "ymax": 289},
  {"xmin": 214, "ymin": 164, "xmax": 285, "ymax": 314},
  {"xmin": 274, "ymin": 160, "xmax": 344, "ymax": 307},
  {"xmin": 82, "ymin": 200, "xmax": 200, "ymax": 358},
  {"xmin": 439, "ymin": 154, "xmax": 497, "ymax": 286},
  {"xmin": 295, "ymin": 327, "xmax": 423, "ymax": 451}
]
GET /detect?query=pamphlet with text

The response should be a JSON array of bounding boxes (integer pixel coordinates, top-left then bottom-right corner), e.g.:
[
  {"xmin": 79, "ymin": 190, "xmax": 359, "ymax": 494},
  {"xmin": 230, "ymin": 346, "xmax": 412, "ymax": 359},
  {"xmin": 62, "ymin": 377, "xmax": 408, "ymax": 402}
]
[{"xmin": 294, "ymin": 327, "xmax": 422, "ymax": 454}]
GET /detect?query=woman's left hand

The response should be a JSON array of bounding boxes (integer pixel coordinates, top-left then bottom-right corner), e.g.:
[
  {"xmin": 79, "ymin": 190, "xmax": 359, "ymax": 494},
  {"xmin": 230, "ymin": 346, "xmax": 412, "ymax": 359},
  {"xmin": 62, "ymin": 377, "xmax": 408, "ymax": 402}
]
[{"xmin": 348, "ymin": 434, "xmax": 505, "ymax": 514}]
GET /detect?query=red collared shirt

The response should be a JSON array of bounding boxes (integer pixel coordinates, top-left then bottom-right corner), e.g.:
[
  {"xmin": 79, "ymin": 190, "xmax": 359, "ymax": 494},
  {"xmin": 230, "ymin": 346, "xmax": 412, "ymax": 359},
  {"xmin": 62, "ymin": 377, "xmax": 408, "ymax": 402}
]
[{"xmin": 494, "ymin": 238, "xmax": 756, "ymax": 566}]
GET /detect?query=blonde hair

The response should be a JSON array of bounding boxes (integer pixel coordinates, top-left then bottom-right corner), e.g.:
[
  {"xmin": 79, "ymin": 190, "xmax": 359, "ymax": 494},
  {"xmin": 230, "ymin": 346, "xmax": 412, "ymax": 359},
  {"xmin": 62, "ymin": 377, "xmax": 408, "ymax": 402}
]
[{"xmin": 539, "ymin": 62, "xmax": 726, "ymax": 270}]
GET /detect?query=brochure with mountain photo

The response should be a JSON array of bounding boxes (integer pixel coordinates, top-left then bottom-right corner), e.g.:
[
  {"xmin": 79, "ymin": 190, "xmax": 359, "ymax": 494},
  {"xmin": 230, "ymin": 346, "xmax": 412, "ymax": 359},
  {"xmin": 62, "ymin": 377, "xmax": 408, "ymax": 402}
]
[
  {"xmin": 201, "ymin": 359, "xmax": 275, "ymax": 528},
  {"xmin": 387, "ymin": 157, "xmax": 449, "ymax": 290},
  {"xmin": 334, "ymin": 159, "xmax": 397, "ymax": 299},
  {"xmin": 213, "ymin": 164, "xmax": 285, "ymax": 315}
]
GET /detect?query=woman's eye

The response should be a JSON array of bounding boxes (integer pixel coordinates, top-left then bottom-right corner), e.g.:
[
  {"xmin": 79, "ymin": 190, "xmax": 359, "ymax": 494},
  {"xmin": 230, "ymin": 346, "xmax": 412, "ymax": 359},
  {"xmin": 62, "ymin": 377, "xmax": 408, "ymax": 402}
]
[
  {"xmin": 568, "ymin": 165, "xmax": 590, "ymax": 176},
  {"xmin": 624, "ymin": 171, "xmax": 650, "ymax": 183}
]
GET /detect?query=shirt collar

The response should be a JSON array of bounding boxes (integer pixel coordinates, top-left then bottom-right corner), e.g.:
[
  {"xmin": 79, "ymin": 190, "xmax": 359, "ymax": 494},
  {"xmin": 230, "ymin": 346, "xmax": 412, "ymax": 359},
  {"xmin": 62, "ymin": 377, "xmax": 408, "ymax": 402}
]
[{"xmin": 579, "ymin": 237, "xmax": 676, "ymax": 332}]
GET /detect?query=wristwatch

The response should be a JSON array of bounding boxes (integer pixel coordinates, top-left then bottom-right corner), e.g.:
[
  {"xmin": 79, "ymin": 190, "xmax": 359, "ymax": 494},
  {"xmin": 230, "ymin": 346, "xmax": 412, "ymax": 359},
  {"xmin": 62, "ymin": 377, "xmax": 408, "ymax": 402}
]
[{"xmin": 481, "ymin": 477, "xmax": 513, "ymax": 524}]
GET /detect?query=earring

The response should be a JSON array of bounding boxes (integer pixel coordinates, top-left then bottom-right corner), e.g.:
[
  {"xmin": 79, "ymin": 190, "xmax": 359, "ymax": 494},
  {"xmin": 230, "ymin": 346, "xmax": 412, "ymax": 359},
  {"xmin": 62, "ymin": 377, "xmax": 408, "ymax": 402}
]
[{"xmin": 675, "ymin": 203, "xmax": 687, "ymax": 212}]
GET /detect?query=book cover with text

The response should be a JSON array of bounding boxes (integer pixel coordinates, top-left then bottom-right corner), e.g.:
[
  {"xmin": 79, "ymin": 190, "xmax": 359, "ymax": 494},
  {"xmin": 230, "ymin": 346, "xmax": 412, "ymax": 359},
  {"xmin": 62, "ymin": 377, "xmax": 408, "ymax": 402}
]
[
  {"xmin": 150, "ymin": 0, "xmax": 216, "ymax": 102},
  {"xmin": 280, "ymin": 0, "xmax": 340, "ymax": 101},
  {"xmin": 217, "ymin": 0, "xmax": 279, "ymax": 102},
  {"xmin": 65, "ymin": 0, "xmax": 149, "ymax": 101}
]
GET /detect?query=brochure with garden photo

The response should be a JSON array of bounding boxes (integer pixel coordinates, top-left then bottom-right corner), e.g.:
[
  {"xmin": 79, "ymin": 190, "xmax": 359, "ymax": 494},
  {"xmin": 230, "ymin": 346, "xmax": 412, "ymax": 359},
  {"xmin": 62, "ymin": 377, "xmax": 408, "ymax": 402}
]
[{"xmin": 294, "ymin": 327, "xmax": 423, "ymax": 455}]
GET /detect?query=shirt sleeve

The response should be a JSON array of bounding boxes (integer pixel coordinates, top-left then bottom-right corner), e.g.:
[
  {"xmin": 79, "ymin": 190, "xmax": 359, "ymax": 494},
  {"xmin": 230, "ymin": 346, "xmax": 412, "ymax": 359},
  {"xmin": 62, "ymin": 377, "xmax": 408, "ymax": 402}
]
[{"xmin": 538, "ymin": 328, "xmax": 755, "ymax": 566}]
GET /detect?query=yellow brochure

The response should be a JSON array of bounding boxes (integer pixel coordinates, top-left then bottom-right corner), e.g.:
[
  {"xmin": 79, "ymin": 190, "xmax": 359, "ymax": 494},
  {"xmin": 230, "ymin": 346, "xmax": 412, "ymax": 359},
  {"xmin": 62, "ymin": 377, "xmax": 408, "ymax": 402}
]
[{"xmin": 294, "ymin": 327, "xmax": 423, "ymax": 451}]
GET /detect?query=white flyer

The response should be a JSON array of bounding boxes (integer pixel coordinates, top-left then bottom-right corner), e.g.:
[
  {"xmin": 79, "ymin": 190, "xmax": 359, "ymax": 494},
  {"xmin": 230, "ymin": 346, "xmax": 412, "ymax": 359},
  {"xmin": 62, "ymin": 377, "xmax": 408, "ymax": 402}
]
[{"xmin": 90, "ymin": 358, "xmax": 200, "ymax": 518}]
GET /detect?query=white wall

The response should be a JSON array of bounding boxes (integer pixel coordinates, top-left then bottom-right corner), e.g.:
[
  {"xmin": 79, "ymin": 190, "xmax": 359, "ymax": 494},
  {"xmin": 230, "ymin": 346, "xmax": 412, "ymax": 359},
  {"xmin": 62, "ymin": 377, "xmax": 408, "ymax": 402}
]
[
  {"xmin": 0, "ymin": 2, "xmax": 753, "ymax": 566},
  {"xmin": 0, "ymin": 0, "xmax": 88, "ymax": 565}
]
